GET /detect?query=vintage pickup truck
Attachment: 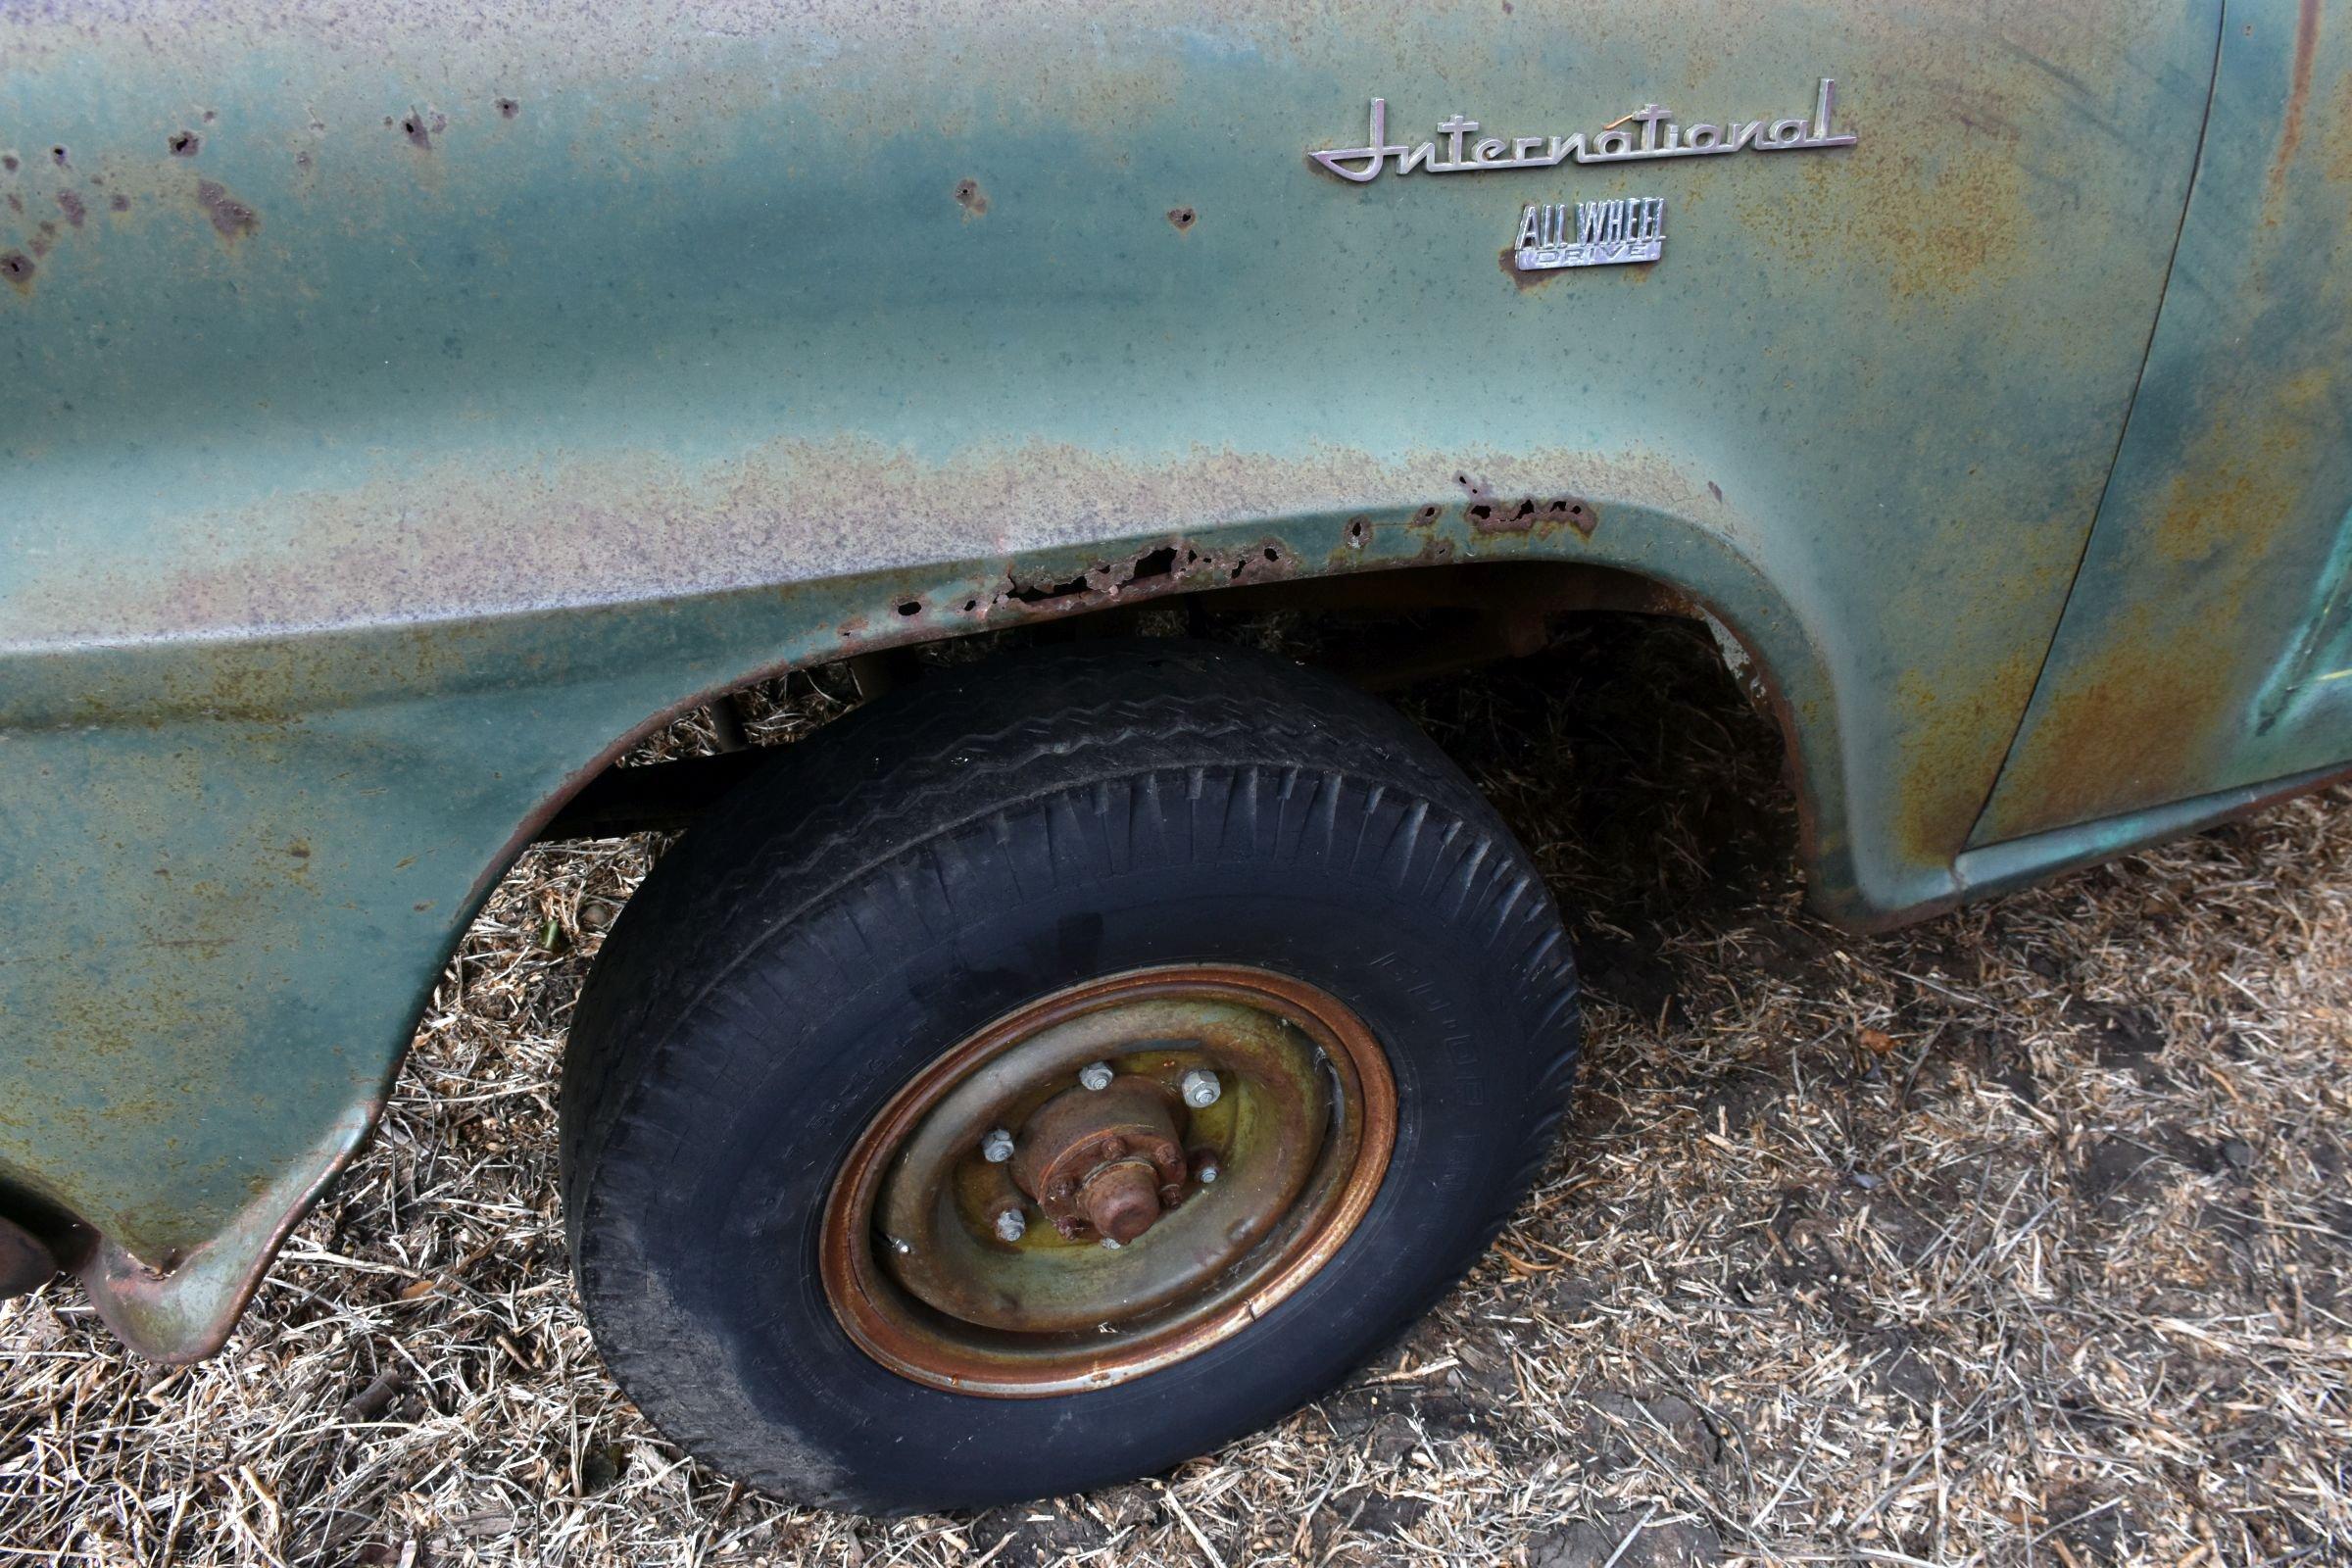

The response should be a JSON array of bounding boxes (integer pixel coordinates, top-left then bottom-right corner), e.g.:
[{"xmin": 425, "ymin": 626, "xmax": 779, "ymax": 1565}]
[{"xmin": 3, "ymin": 0, "xmax": 2347, "ymax": 1515}]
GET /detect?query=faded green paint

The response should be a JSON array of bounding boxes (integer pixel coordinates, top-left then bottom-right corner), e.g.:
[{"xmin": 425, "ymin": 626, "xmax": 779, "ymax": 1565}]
[
  {"xmin": 1975, "ymin": 0, "xmax": 2352, "ymax": 843},
  {"xmin": 0, "ymin": 0, "xmax": 2328, "ymax": 1360}
]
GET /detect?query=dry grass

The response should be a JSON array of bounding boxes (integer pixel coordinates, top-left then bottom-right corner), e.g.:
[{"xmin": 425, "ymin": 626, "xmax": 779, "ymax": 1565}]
[{"xmin": 4, "ymin": 617, "xmax": 2348, "ymax": 1567}]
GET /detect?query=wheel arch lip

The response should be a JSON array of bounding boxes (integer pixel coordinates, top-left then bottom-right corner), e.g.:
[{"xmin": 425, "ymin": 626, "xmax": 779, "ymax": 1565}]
[{"xmin": 3, "ymin": 466, "xmax": 1862, "ymax": 1364}]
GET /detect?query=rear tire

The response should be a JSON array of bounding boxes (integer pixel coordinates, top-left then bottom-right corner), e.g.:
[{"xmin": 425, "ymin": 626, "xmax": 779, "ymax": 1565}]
[{"xmin": 560, "ymin": 640, "xmax": 1580, "ymax": 1512}]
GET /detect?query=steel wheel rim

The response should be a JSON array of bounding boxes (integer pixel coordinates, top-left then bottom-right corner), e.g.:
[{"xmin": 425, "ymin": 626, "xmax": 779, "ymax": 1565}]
[{"xmin": 819, "ymin": 964, "xmax": 1397, "ymax": 1396}]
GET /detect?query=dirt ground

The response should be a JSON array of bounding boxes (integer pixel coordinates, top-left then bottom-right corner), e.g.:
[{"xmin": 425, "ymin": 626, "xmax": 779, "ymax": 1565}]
[{"xmin": 4, "ymin": 616, "xmax": 2348, "ymax": 1568}]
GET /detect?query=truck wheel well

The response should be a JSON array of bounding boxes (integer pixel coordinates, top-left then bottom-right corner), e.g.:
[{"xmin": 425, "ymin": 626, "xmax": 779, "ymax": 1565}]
[{"xmin": 534, "ymin": 560, "xmax": 1744, "ymax": 844}]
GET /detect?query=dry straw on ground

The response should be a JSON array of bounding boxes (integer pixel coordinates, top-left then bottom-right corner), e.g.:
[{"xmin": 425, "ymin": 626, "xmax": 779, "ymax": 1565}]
[{"xmin": 4, "ymin": 617, "xmax": 2347, "ymax": 1567}]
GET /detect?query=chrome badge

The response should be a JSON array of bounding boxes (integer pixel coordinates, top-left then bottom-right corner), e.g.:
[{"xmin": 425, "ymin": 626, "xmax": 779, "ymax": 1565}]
[
  {"xmin": 1516, "ymin": 198, "xmax": 1663, "ymax": 271},
  {"xmin": 1310, "ymin": 78, "xmax": 1854, "ymax": 183}
]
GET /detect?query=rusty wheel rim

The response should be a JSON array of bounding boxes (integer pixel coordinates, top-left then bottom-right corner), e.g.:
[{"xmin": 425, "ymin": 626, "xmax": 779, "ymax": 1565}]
[{"xmin": 819, "ymin": 964, "xmax": 1397, "ymax": 1396}]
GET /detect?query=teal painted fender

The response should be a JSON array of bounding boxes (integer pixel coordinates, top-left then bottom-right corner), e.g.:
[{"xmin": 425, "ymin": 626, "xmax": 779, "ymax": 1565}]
[{"xmin": 0, "ymin": 1, "xmax": 2228, "ymax": 1355}]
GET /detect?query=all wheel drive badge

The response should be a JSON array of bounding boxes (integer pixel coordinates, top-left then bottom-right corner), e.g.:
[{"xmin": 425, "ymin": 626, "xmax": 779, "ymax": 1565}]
[
  {"xmin": 1516, "ymin": 197, "xmax": 1663, "ymax": 271},
  {"xmin": 1305, "ymin": 78, "xmax": 1850, "ymax": 275}
]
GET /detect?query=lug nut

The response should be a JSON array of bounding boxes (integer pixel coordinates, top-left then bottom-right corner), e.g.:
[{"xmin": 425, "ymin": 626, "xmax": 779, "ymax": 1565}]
[
  {"xmin": 1101, "ymin": 1237, "xmax": 1123, "ymax": 1250},
  {"xmin": 1196, "ymin": 1157, "xmax": 1221, "ymax": 1184},
  {"xmin": 981, "ymin": 1128, "xmax": 1015, "ymax": 1163},
  {"xmin": 1181, "ymin": 1068, "xmax": 1222, "ymax": 1108},
  {"xmin": 1078, "ymin": 1061, "xmax": 1115, "ymax": 1091},
  {"xmin": 995, "ymin": 1208, "xmax": 1026, "ymax": 1243}
]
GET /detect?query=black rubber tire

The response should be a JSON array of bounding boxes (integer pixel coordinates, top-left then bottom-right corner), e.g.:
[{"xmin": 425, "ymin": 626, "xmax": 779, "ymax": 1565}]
[{"xmin": 559, "ymin": 640, "xmax": 1580, "ymax": 1513}]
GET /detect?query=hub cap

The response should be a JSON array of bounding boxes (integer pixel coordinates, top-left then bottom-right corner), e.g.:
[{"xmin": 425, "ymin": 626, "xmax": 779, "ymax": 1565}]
[{"xmin": 818, "ymin": 965, "xmax": 1396, "ymax": 1396}]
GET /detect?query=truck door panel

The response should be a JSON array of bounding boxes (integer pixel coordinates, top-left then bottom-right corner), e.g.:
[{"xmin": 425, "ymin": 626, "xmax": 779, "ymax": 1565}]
[{"xmin": 1976, "ymin": 0, "xmax": 2352, "ymax": 843}]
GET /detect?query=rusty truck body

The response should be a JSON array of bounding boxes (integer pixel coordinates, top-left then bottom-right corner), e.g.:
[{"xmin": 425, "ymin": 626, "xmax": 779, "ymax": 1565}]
[{"xmin": 3, "ymin": 0, "xmax": 2346, "ymax": 1512}]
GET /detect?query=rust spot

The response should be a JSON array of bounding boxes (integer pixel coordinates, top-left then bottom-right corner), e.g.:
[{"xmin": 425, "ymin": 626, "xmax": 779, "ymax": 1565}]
[
  {"xmin": 1166, "ymin": 206, "xmax": 1196, "ymax": 231},
  {"xmin": 1, "ymin": 154, "xmax": 16, "ymax": 172},
  {"xmin": 5, "ymin": 194, "xmax": 18, "ymax": 214},
  {"xmin": 168, "ymin": 130, "xmax": 200, "ymax": 157},
  {"xmin": 997, "ymin": 537, "xmax": 1297, "ymax": 617},
  {"xmin": 108, "ymin": 194, "xmax": 128, "ymax": 213},
  {"xmin": 195, "ymin": 179, "xmax": 260, "ymax": 242},
  {"xmin": 1707, "ymin": 480, "xmax": 1725, "ymax": 504},
  {"xmin": 954, "ymin": 177, "xmax": 988, "ymax": 217},
  {"xmin": 399, "ymin": 112, "xmax": 432, "ymax": 151},
  {"xmin": 1471, "ymin": 494, "xmax": 1597, "ymax": 538},
  {"xmin": 2272, "ymin": 0, "xmax": 2323, "ymax": 203},
  {"xmin": 1498, "ymin": 244, "xmax": 1562, "ymax": 290},
  {"xmin": 0, "ymin": 250, "xmax": 32, "ymax": 292},
  {"xmin": 497, "ymin": 98, "xmax": 520, "ymax": 120},
  {"xmin": 49, "ymin": 146, "xmax": 67, "ymax": 167},
  {"xmin": 55, "ymin": 190, "xmax": 84, "ymax": 228}
]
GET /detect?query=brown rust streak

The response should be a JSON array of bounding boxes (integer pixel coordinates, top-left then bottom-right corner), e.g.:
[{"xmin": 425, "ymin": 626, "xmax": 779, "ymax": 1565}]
[
  {"xmin": 1987, "ymin": 398, "xmax": 2324, "ymax": 834},
  {"xmin": 1891, "ymin": 645, "xmax": 2044, "ymax": 865},
  {"xmin": 2272, "ymin": 0, "xmax": 2323, "ymax": 205}
]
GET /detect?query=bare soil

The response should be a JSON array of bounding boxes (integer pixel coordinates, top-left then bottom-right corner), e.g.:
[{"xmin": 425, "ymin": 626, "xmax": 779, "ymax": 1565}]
[{"xmin": 5, "ymin": 617, "xmax": 2347, "ymax": 1567}]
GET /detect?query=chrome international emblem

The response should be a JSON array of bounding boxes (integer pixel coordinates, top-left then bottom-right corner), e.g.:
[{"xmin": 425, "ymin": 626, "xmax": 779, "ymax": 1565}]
[
  {"xmin": 1310, "ymin": 78, "xmax": 1854, "ymax": 183},
  {"xmin": 1515, "ymin": 198, "xmax": 1663, "ymax": 271}
]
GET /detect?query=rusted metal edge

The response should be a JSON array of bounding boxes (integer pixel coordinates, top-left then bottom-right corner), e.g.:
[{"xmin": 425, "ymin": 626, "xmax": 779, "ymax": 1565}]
[
  {"xmin": 531, "ymin": 562, "xmax": 1704, "ymax": 843},
  {"xmin": 74, "ymin": 1100, "xmax": 380, "ymax": 1362},
  {"xmin": 1951, "ymin": 758, "xmax": 2352, "ymax": 908},
  {"xmin": 473, "ymin": 519, "xmax": 1846, "ymax": 907}
]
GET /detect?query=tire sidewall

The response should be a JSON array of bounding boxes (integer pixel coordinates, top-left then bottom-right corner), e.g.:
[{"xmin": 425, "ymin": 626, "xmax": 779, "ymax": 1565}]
[{"xmin": 581, "ymin": 774, "xmax": 1570, "ymax": 1512}]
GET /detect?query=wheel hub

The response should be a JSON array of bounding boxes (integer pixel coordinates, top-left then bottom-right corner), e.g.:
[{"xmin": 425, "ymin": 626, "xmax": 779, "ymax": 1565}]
[
  {"xmin": 1008, "ymin": 1076, "xmax": 1190, "ymax": 1244},
  {"xmin": 818, "ymin": 965, "xmax": 1396, "ymax": 1396}
]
